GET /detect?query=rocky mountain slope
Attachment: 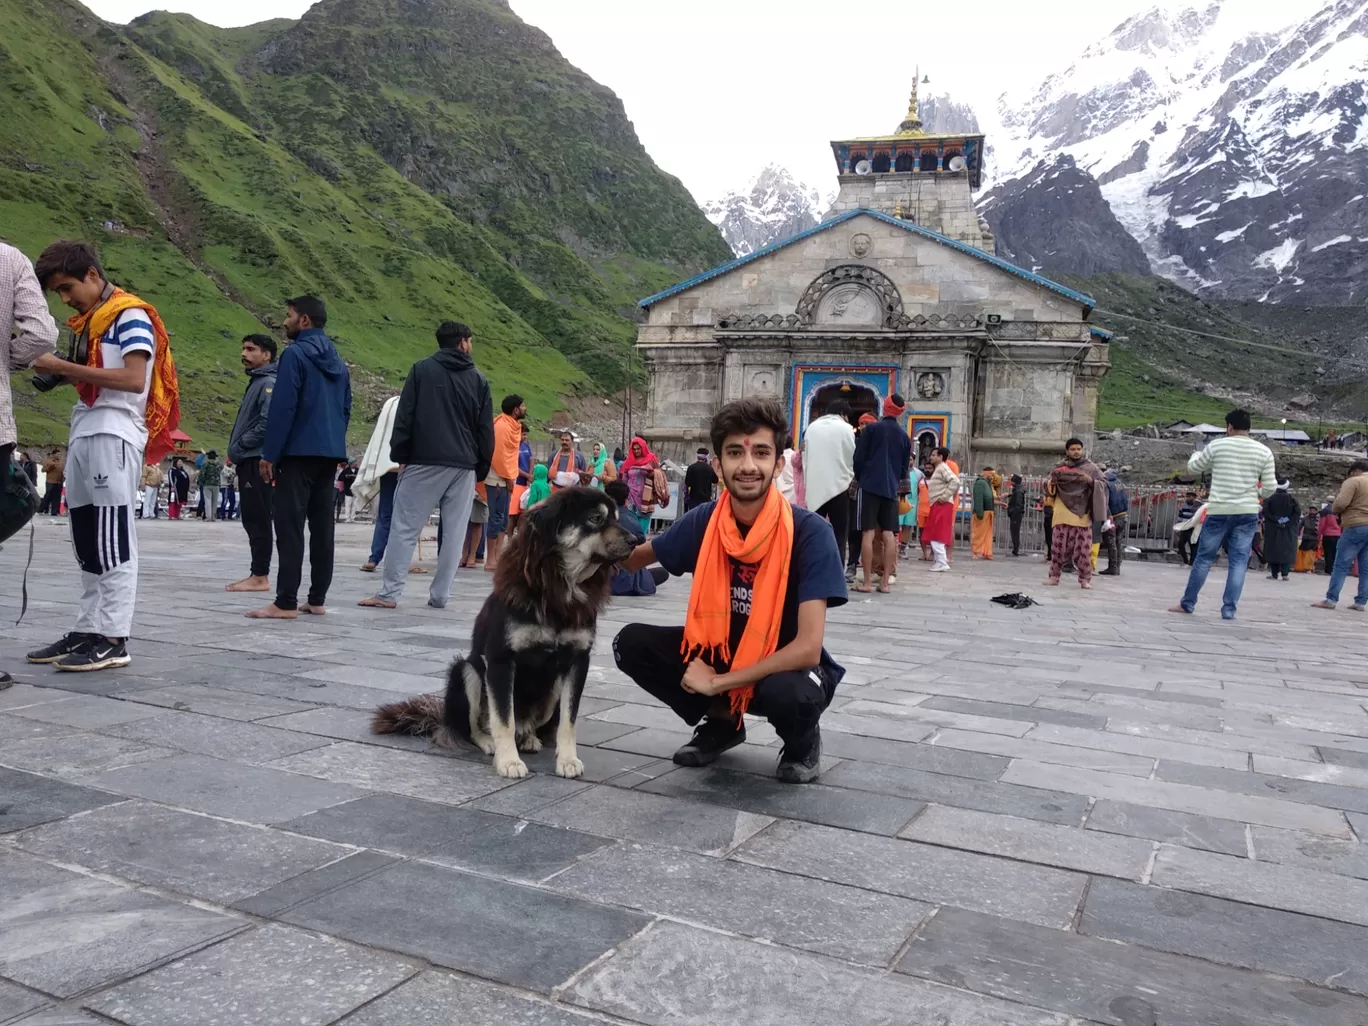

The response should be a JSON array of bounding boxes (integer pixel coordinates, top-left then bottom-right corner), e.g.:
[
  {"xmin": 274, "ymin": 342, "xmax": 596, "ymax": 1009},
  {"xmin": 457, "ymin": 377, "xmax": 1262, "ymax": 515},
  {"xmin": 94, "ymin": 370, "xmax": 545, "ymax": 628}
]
[
  {"xmin": 703, "ymin": 165, "xmax": 826, "ymax": 257},
  {"xmin": 989, "ymin": 0, "xmax": 1368, "ymax": 305},
  {"xmin": 2, "ymin": 0, "xmax": 730, "ymax": 445}
]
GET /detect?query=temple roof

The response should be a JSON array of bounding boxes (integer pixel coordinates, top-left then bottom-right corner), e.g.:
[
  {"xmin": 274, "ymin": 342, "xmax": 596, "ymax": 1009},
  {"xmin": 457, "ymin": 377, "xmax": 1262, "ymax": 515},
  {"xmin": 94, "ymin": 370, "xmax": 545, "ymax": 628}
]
[{"xmin": 638, "ymin": 208, "xmax": 1098, "ymax": 314}]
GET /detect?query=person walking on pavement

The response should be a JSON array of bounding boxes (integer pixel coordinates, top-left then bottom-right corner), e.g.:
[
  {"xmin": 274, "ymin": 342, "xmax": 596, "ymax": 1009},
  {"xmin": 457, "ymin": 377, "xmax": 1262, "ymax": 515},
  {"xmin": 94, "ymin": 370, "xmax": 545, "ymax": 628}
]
[
  {"xmin": 359, "ymin": 320, "xmax": 492, "ymax": 611},
  {"xmin": 683, "ymin": 447, "xmax": 718, "ymax": 513},
  {"xmin": 1171, "ymin": 409, "xmax": 1276, "ymax": 620},
  {"xmin": 39, "ymin": 451, "xmax": 66, "ymax": 514},
  {"xmin": 1006, "ymin": 474, "xmax": 1026, "ymax": 556},
  {"xmin": 0, "ymin": 241, "xmax": 59, "ymax": 689},
  {"xmin": 484, "ymin": 394, "xmax": 524, "ymax": 573},
  {"xmin": 852, "ymin": 394, "xmax": 911, "ymax": 593},
  {"xmin": 1044, "ymin": 438, "xmax": 1107, "ymax": 590},
  {"xmin": 1319, "ymin": 500, "xmax": 1341, "ymax": 576},
  {"xmin": 198, "ymin": 449, "xmax": 223, "ymax": 522},
  {"xmin": 246, "ymin": 296, "xmax": 351, "ymax": 620},
  {"xmin": 168, "ymin": 458, "xmax": 189, "ymax": 519},
  {"xmin": 1173, "ymin": 491, "xmax": 1201, "ymax": 565},
  {"xmin": 802, "ymin": 398, "xmax": 855, "ymax": 568},
  {"xmin": 355, "ymin": 394, "xmax": 400, "ymax": 572},
  {"xmin": 1262, "ymin": 479, "xmax": 1299, "ymax": 580},
  {"xmin": 225, "ymin": 333, "xmax": 277, "ymax": 591},
  {"xmin": 923, "ymin": 447, "xmax": 958, "ymax": 572},
  {"xmin": 139, "ymin": 461, "xmax": 162, "ymax": 518},
  {"xmin": 1312, "ymin": 460, "xmax": 1368, "ymax": 611},
  {"xmin": 1099, "ymin": 468, "xmax": 1130, "ymax": 576}
]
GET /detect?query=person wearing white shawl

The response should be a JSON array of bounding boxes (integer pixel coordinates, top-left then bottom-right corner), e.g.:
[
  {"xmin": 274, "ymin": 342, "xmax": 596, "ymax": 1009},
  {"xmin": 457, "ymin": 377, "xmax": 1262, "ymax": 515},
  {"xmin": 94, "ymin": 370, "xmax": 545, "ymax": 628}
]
[
  {"xmin": 355, "ymin": 395, "xmax": 401, "ymax": 571},
  {"xmin": 802, "ymin": 398, "xmax": 857, "ymax": 567}
]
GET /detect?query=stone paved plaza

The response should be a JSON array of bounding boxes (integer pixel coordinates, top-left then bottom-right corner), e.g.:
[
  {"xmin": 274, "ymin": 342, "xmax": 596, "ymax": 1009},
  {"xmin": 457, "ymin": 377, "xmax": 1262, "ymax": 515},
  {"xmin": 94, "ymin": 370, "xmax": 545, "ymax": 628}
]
[{"xmin": 2, "ymin": 516, "xmax": 1368, "ymax": 1026}]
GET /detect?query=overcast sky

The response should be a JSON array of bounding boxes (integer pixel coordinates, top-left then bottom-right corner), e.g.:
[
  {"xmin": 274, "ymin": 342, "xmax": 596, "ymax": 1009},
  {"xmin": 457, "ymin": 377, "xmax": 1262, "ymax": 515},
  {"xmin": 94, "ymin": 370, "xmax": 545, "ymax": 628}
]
[{"xmin": 81, "ymin": 0, "xmax": 1313, "ymax": 202}]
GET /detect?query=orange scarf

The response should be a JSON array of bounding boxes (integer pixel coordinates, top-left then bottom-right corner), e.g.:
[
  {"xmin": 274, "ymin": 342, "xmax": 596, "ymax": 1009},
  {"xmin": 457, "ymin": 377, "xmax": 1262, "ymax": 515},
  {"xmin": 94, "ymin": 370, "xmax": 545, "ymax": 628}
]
[
  {"xmin": 682, "ymin": 485, "xmax": 793, "ymax": 718},
  {"xmin": 67, "ymin": 289, "xmax": 180, "ymax": 465}
]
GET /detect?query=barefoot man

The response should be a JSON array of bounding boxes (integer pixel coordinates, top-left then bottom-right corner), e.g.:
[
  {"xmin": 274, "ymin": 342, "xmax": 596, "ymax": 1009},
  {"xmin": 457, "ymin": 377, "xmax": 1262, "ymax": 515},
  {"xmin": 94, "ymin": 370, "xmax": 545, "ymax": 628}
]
[
  {"xmin": 226, "ymin": 333, "xmax": 277, "ymax": 593},
  {"xmin": 246, "ymin": 296, "xmax": 351, "ymax": 620}
]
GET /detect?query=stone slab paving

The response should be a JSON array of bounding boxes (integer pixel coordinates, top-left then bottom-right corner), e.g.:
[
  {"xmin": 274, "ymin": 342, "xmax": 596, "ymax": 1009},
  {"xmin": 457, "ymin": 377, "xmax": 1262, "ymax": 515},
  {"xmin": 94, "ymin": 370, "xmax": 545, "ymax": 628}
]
[{"xmin": 1, "ymin": 518, "xmax": 1367, "ymax": 1024}]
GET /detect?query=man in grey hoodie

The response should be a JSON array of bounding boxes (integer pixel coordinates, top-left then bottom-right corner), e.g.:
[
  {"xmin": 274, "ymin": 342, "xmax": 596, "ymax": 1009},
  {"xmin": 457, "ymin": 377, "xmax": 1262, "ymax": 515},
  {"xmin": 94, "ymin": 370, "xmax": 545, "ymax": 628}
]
[{"xmin": 227, "ymin": 333, "xmax": 277, "ymax": 593}]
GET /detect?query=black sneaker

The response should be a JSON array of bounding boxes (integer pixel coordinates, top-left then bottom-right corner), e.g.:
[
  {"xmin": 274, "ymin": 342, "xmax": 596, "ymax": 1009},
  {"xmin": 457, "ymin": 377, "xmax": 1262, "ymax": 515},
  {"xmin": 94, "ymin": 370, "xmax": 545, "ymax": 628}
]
[
  {"xmin": 776, "ymin": 725, "xmax": 822, "ymax": 784},
  {"xmin": 673, "ymin": 717, "xmax": 745, "ymax": 766},
  {"xmin": 54, "ymin": 637, "xmax": 131, "ymax": 672},
  {"xmin": 26, "ymin": 632, "xmax": 97, "ymax": 664}
]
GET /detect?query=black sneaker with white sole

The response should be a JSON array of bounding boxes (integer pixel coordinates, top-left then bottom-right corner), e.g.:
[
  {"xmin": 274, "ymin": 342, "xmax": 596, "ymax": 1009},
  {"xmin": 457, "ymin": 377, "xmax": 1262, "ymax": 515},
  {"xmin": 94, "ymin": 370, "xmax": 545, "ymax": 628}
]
[
  {"xmin": 54, "ymin": 638, "xmax": 131, "ymax": 672},
  {"xmin": 776, "ymin": 725, "xmax": 822, "ymax": 784},
  {"xmin": 26, "ymin": 632, "xmax": 97, "ymax": 664},
  {"xmin": 672, "ymin": 716, "xmax": 745, "ymax": 767}
]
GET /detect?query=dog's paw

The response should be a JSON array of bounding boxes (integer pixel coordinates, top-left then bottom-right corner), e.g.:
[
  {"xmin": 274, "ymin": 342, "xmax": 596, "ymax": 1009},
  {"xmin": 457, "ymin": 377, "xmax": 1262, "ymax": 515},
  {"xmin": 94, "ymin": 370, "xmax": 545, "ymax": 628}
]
[
  {"xmin": 517, "ymin": 733, "xmax": 543, "ymax": 753},
  {"xmin": 555, "ymin": 754, "xmax": 584, "ymax": 779},
  {"xmin": 494, "ymin": 755, "xmax": 529, "ymax": 779},
  {"xmin": 473, "ymin": 733, "xmax": 496, "ymax": 756}
]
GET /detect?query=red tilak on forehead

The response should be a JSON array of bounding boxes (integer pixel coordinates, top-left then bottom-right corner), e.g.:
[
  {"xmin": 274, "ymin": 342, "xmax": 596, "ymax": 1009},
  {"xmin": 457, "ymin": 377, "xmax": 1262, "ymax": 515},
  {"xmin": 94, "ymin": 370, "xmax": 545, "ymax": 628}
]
[{"xmin": 742, "ymin": 438, "xmax": 751, "ymax": 447}]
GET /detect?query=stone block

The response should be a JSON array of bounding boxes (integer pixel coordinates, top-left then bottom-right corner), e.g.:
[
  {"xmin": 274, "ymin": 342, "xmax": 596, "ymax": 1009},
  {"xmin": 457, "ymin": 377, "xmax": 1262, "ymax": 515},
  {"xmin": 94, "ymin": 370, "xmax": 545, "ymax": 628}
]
[
  {"xmin": 1151, "ymin": 844, "xmax": 1368, "ymax": 926},
  {"xmin": 821, "ymin": 760, "xmax": 1090, "ymax": 826},
  {"xmin": 1155, "ymin": 760, "xmax": 1368, "ymax": 814},
  {"xmin": 1081, "ymin": 876, "xmax": 1368, "ymax": 997},
  {"xmin": 13, "ymin": 694, "xmax": 162, "ymax": 729},
  {"xmin": 570, "ymin": 918, "xmax": 1068, "ymax": 1026},
  {"xmin": 268, "ymin": 740, "xmax": 509, "ymax": 806},
  {"xmin": 0, "ymin": 850, "xmax": 242, "ymax": 998},
  {"xmin": 930, "ymin": 728, "xmax": 1156, "ymax": 776},
  {"xmin": 820, "ymin": 730, "xmax": 1009, "ymax": 778},
  {"xmin": 0, "ymin": 732, "xmax": 171, "ymax": 778},
  {"xmin": 897, "ymin": 906, "xmax": 1368, "ymax": 1026},
  {"xmin": 0, "ymin": 979, "xmax": 46, "ymax": 1023},
  {"xmin": 1028, "ymin": 723, "xmax": 1251, "ymax": 769},
  {"xmin": 733, "ymin": 819, "xmax": 1086, "ymax": 928},
  {"xmin": 900, "ymin": 805, "xmax": 1153, "ymax": 878},
  {"xmin": 280, "ymin": 792, "xmax": 611, "ymax": 882},
  {"xmin": 231, "ymin": 851, "xmax": 399, "ymax": 917},
  {"xmin": 461, "ymin": 774, "xmax": 593, "ymax": 816},
  {"xmin": 920, "ymin": 695, "xmax": 1108, "ymax": 730},
  {"xmin": 122, "ymin": 683, "xmax": 318, "ymax": 721},
  {"xmin": 554, "ymin": 842, "xmax": 930, "ymax": 965},
  {"xmin": 1250, "ymin": 825, "xmax": 1368, "ymax": 879},
  {"xmin": 85, "ymin": 924, "xmax": 414, "ymax": 1026},
  {"xmin": 638, "ymin": 765, "xmax": 923, "ymax": 835},
  {"xmin": 342, "ymin": 971, "xmax": 604, "ymax": 1026},
  {"xmin": 279, "ymin": 859, "xmax": 650, "ymax": 993},
  {"xmin": 16, "ymin": 800, "xmax": 350, "ymax": 904},
  {"xmin": 525, "ymin": 785, "xmax": 773, "ymax": 856},
  {"xmin": 104, "ymin": 709, "xmax": 332, "ymax": 763},
  {"xmin": 1085, "ymin": 799, "xmax": 1249, "ymax": 856},
  {"xmin": 0, "ymin": 766, "xmax": 122, "ymax": 834},
  {"xmin": 1000, "ymin": 759, "xmax": 1351, "ymax": 836},
  {"xmin": 79, "ymin": 752, "xmax": 364, "ymax": 825}
]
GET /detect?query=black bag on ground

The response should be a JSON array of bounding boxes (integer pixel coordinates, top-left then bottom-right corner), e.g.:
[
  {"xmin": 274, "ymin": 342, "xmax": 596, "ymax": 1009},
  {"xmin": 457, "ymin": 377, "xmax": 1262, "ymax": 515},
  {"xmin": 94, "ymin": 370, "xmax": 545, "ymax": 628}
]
[
  {"xmin": 0, "ymin": 456, "xmax": 40, "ymax": 545},
  {"xmin": 991, "ymin": 592, "xmax": 1037, "ymax": 610}
]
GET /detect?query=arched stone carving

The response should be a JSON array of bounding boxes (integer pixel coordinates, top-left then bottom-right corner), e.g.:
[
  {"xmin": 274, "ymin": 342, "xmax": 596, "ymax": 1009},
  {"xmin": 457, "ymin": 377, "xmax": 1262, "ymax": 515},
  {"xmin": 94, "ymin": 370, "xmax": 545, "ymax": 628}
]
[{"xmin": 795, "ymin": 265, "xmax": 904, "ymax": 329}]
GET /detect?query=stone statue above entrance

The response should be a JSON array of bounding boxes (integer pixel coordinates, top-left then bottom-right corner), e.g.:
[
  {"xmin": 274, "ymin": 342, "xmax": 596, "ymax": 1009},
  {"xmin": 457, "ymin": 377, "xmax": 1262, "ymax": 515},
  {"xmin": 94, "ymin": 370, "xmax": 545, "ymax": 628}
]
[
  {"xmin": 795, "ymin": 264, "xmax": 904, "ymax": 329},
  {"xmin": 915, "ymin": 372, "xmax": 945, "ymax": 399}
]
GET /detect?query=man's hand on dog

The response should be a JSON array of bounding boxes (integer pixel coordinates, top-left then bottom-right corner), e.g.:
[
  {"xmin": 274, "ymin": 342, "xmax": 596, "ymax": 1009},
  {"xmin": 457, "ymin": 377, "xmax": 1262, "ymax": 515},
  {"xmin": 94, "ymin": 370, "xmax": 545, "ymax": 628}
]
[{"xmin": 681, "ymin": 659, "xmax": 728, "ymax": 696}]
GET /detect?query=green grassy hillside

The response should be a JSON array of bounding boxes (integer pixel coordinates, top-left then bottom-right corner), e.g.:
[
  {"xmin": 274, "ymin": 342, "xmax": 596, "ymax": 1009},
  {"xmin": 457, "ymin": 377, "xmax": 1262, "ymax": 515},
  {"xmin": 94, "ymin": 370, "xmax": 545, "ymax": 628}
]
[{"xmin": 2, "ymin": 0, "xmax": 729, "ymax": 448}]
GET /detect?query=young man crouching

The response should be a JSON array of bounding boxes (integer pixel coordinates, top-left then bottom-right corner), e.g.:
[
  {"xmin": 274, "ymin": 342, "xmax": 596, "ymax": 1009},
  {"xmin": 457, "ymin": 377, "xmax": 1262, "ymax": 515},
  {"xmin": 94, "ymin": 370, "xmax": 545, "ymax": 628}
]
[{"xmin": 612, "ymin": 397, "xmax": 848, "ymax": 783}]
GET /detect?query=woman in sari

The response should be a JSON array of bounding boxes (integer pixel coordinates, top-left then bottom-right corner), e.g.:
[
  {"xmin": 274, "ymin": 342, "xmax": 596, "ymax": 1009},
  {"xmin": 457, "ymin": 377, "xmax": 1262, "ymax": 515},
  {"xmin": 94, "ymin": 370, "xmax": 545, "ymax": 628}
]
[
  {"xmin": 971, "ymin": 467, "xmax": 996, "ymax": 559},
  {"xmin": 589, "ymin": 442, "xmax": 616, "ymax": 490},
  {"xmin": 620, "ymin": 436, "xmax": 662, "ymax": 536},
  {"xmin": 1295, "ymin": 503, "xmax": 1320, "ymax": 573},
  {"xmin": 520, "ymin": 464, "xmax": 551, "ymax": 513}
]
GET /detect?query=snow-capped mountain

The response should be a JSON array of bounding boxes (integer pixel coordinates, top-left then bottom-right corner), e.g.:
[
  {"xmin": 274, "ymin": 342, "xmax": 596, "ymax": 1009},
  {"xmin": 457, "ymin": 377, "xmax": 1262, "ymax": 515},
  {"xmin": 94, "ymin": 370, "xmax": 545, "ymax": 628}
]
[
  {"xmin": 703, "ymin": 166, "xmax": 827, "ymax": 257},
  {"xmin": 988, "ymin": 0, "xmax": 1368, "ymax": 304}
]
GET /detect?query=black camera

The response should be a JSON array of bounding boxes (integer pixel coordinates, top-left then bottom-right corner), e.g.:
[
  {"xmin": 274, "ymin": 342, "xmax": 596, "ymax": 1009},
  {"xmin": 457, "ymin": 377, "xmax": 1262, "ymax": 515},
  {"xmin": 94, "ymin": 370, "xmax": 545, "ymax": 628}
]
[{"xmin": 31, "ymin": 329, "xmax": 85, "ymax": 393}]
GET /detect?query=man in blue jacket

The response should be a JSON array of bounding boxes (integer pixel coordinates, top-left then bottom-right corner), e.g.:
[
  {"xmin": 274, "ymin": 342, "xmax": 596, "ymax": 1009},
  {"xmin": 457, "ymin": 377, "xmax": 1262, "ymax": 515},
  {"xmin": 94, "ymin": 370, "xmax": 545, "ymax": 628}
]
[
  {"xmin": 246, "ymin": 296, "xmax": 351, "ymax": 620},
  {"xmin": 1099, "ymin": 467, "xmax": 1130, "ymax": 577},
  {"xmin": 852, "ymin": 394, "xmax": 911, "ymax": 593}
]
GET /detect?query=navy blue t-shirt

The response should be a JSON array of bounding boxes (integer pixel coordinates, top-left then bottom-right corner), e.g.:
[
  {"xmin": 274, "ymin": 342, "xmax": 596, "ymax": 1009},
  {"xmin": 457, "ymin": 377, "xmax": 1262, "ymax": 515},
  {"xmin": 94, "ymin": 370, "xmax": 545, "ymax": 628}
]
[{"xmin": 651, "ymin": 500, "xmax": 847, "ymax": 682}]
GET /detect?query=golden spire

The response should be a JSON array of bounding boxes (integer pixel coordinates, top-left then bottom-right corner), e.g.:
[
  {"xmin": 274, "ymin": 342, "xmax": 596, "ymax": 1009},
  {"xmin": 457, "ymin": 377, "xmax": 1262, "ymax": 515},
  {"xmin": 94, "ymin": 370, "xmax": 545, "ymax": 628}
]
[{"xmin": 896, "ymin": 66, "xmax": 925, "ymax": 137}]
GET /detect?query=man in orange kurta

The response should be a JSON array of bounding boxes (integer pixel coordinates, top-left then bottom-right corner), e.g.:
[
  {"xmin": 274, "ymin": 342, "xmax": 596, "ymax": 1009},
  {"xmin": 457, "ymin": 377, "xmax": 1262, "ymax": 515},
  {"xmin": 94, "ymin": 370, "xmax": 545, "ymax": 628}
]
[{"xmin": 485, "ymin": 393, "xmax": 525, "ymax": 572}]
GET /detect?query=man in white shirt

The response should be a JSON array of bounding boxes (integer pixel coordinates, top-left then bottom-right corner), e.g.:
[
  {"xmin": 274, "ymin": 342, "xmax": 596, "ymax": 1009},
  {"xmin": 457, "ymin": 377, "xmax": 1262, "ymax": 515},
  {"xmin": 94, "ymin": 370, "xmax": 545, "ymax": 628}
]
[
  {"xmin": 802, "ymin": 399, "xmax": 856, "ymax": 569},
  {"xmin": 26, "ymin": 241, "xmax": 172, "ymax": 671},
  {"xmin": 1171, "ymin": 408, "xmax": 1276, "ymax": 620}
]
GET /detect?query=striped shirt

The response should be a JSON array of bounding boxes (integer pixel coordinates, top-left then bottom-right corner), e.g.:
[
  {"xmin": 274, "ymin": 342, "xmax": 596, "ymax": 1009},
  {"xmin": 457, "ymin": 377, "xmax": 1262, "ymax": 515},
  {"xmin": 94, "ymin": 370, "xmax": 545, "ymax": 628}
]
[
  {"xmin": 1187, "ymin": 434, "xmax": 1277, "ymax": 515},
  {"xmin": 70, "ymin": 307, "xmax": 156, "ymax": 450}
]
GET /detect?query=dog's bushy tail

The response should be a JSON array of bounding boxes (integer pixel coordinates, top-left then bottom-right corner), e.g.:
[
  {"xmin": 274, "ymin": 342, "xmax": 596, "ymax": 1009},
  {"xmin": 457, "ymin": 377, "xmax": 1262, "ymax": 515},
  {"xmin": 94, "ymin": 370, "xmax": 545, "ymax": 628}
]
[{"xmin": 371, "ymin": 694, "xmax": 448, "ymax": 744}]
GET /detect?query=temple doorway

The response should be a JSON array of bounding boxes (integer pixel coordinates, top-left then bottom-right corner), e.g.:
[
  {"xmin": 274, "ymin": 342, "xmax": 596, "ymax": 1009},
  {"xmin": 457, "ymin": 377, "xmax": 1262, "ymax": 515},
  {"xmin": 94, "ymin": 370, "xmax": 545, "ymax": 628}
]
[
  {"xmin": 915, "ymin": 430, "xmax": 937, "ymax": 468},
  {"xmin": 808, "ymin": 382, "xmax": 878, "ymax": 428}
]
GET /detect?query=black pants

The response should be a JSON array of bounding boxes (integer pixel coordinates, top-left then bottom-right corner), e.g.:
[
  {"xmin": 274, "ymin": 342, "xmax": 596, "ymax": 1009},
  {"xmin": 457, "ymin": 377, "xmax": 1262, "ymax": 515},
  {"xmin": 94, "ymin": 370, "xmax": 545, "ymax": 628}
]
[
  {"xmin": 1043, "ymin": 508, "xmax": 1054, "ymax": 558},
  {"xmin": 817, "ymin": 493, "xmax": 850, "ymax": 569},
  {"xmin": 612, "ymin": 623, "xmax": 835, "ymax": 747},
  {"xmin": 272, "ymin": 456, "xmax": 336, "ymax": 610},
  {"xmin": 1268, "ymin": 561, "xmax": 1290, "ymax": 578},
  {"xmin": 1008, "ymin": 512, "xmax": 1023, "ymax": 555},
  {"xmin": 39, "ymin": 482, "xmax": 63, "ymax": 515},
  {"xmin": 237, "ymin": 459, "xmax": 274, "ymax": 578},
  {"xmin": 1177, "ymin": 533, "xmax": 1194, "ymax": 565},
  {"xmin": 1103, "ymin": 512, "xmax": 1126, "ymax": 571},
  {"xmin": 1323, "ymin": 536, "xmax": 1338, "ymax": 573}
]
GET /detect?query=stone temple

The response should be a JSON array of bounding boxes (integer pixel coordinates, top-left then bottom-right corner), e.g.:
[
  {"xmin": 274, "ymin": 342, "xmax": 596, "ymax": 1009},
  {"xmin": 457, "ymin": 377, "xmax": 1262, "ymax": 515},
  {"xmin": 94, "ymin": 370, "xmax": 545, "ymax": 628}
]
[{"xmin": 636, "ymin": 79, "xmax": 1111, "ymax": 473}]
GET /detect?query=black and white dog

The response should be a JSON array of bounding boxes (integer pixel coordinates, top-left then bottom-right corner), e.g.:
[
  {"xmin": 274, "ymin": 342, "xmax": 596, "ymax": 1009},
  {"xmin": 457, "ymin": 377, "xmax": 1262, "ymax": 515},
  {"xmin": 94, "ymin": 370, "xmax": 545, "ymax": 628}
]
[{"xmin": 373, "ymin": 486, "xmax": 636, "ymax": 778}]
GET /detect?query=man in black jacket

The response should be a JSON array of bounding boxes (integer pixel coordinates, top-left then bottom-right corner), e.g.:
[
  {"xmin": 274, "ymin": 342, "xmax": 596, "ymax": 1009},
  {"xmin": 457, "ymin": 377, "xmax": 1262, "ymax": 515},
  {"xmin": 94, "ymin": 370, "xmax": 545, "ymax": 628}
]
[
  {"xmin": 360, "ymin": 321, "xmax": 493, "ymax": 610},
  {"xmin": 226, "ymin": 334, "xmax": 278, "ymax": 593}
]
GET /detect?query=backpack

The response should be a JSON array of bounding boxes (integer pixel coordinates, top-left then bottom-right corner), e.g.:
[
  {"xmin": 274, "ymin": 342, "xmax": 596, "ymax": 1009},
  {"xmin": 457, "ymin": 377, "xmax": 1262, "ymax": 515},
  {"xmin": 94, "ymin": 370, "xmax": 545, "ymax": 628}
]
[{"xmin": 0, "ymin": 456, "xmax": 39, "ymax": 546}]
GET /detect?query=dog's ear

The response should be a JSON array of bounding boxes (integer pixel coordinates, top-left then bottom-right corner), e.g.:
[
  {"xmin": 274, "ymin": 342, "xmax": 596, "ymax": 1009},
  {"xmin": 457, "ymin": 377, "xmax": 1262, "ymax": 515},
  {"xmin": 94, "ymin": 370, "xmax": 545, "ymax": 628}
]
[{"xmin": 521, "ymin": 501, "xmax": 560, "ymax": 583}]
